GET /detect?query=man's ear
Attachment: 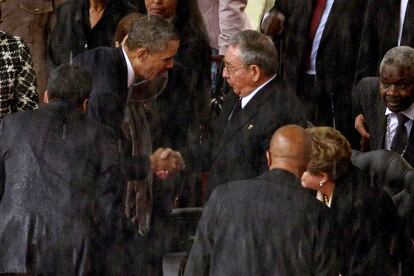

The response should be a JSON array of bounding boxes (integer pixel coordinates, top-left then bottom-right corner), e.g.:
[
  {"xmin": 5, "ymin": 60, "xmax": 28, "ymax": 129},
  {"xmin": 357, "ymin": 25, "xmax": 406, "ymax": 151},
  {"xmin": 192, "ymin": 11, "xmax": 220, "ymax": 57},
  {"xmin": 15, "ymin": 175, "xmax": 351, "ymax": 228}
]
[
  {"xmin": 82, "ymin": 98, "xmax": 89, "ymax": 113},
  {"xmin": 266, "ymin": 150, "xmax": 271, "ymax": 167},
  {"xmin": 44, "ymin": 90, "xmax": 49, "ymax": 103},
  {"xmin": 136, "ymin": 48, "xmax": 149, "ymax": 61},
  {"xmin": 250, "ymin": 64, "xmax": 261, "ymax": 82}
]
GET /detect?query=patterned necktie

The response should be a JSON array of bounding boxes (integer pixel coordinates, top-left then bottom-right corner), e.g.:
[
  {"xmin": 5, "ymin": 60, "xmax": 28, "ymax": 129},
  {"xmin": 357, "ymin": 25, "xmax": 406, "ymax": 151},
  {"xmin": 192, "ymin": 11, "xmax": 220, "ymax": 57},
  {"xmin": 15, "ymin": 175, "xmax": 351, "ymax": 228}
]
[{"xmin": 391, "ymin": 113, "xmax": 409, "ymax": 154}]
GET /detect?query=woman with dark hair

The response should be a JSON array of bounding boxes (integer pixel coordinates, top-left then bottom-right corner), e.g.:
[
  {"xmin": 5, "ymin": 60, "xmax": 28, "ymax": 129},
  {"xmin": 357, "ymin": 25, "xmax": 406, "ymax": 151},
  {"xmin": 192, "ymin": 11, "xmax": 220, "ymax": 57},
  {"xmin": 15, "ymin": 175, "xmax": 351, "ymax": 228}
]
[
  {"xmin": 301, "ymin": 127, "xmax": 409, "ymax": 275},
  {"xmin": 48, "ymin": 0, "xmax": 136, "ymax": 68}
]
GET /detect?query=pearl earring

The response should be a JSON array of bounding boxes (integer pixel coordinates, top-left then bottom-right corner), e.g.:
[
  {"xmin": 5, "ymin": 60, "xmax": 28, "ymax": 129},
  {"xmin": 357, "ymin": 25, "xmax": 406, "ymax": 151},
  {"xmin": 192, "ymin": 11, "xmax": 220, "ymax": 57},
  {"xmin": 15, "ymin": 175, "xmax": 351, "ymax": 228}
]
[{"xmin": 319, "ymin": 180, "xmax": 326, "ymax": 187}]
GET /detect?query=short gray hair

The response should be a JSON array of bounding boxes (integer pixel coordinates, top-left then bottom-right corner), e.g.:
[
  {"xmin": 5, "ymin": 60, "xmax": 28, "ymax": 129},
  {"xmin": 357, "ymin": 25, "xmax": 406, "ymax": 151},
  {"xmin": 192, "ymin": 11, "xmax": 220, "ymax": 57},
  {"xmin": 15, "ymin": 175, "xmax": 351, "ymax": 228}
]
[
  {"xmin": 379, "ymin": 46, "xmax": 414, "ymax": 75},
  {"xmin": 126, "ymin": 15, "xmax": 180, "ymax": 53},
  {"xmin": 228, "ymin": 30, "xmax": 278, "ymax": 76}
]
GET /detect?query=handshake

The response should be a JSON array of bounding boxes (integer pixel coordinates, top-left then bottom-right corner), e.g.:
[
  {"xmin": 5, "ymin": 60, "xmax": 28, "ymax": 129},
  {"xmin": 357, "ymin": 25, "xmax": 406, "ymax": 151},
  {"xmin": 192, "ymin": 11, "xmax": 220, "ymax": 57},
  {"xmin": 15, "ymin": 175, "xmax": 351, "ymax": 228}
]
[{"xmin": 149, "ymin": 147, "xmax": 185, "ymax": 179}]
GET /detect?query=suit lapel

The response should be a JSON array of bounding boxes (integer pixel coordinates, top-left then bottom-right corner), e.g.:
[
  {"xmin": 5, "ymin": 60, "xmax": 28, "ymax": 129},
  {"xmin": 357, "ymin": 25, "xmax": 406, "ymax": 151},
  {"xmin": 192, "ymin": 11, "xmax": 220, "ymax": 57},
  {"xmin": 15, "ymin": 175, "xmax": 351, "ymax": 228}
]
[
  {"xmin": 387, "ymin": 0, "xmax": 402, "ymax": 45},
  {"xmin": 319, "ymin": 0, "xmax": 348, "ymax": 45},
  {"xmin": 376, "ymin": 102, "xmax": 387, "ymax": 150},
  {"xmin": 215, "ymin": 80, "xmax": 275, "ymax": 154},
  {"xmin": 401, "ymin": 0, "xmax": 414, "ymax": 45}
]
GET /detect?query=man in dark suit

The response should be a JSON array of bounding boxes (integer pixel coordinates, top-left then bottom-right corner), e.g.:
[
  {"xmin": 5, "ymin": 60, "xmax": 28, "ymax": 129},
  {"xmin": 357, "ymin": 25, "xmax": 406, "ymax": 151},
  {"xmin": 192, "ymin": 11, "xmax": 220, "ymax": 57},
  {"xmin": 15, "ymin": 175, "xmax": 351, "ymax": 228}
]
[
  {"xmin": 184, "ymin": 125, "xmax": 337, "ymax": 275},
  {"xmin": 261, "ymin": 0, "xmax": 367, "ymax": 143},
  {"xmin": 354, "ymin": 46, "xmax": 414, "ymax": 167},
  {"xmin": 0, "ymin": 64, "xmax": 120, "ymax": 274},
  {"xmin": 355, "ymin": 0, "xmax": 414, "ymax": 81},
  {"xmin": 179, "ymin": 30, "xmax": 306, "ymax": 195},
  {"xmin": 73, "ymin": 14, "xmax": 180, "ymax": 138}
]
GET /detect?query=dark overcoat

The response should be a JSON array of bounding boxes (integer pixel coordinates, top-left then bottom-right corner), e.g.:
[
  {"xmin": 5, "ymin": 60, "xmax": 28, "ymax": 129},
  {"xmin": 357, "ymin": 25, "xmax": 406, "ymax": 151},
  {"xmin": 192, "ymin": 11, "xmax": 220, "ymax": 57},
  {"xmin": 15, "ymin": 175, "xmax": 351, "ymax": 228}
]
[
  {"xmin": 185, "ymin": 169, "xmax": 337, "ymax": 276},
  {"xmin": 0, "ymin": 101, "xmax": 122, "ymax": 274}
]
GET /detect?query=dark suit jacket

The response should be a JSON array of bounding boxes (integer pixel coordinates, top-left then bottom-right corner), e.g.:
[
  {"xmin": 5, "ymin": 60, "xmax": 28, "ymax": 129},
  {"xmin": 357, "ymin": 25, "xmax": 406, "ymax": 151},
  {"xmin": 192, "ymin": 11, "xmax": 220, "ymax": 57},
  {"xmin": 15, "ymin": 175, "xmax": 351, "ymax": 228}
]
[
  {"xmin": 181, "ymin": 78, "xmax": 306, "ymax": 194},
  {"xmin": 330, "ymin": 166, "xmax": 403, "ymax": 275},
  {"xmin": 356, "ymin": 0, "xmax": 414, "ymax": 81},
  {"xmin": 355, "ymin": 77, "xmax": 414, "ymax": 166},
  {"xmin": 273, "ymin": 0, "xmax": 367, "ymax": 138},
  {"xmin": 184, "ymin": 169, "xmax": 337, "ymax": 276},
  {"xmin": 74, "ymin": 47, "xmax": 128, "ymax": 136},
  {"xmin": 0, "ymin": 101, "xmax": 122, "ymax": 274}
]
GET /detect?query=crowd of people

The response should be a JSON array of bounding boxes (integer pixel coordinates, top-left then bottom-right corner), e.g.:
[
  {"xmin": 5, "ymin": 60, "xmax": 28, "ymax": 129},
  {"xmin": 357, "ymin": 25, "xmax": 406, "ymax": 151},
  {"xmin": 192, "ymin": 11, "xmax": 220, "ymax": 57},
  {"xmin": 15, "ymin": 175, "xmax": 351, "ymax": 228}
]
[{"xmin": 0, "ymin": 0, "xmax": 414, "ymax": 275}]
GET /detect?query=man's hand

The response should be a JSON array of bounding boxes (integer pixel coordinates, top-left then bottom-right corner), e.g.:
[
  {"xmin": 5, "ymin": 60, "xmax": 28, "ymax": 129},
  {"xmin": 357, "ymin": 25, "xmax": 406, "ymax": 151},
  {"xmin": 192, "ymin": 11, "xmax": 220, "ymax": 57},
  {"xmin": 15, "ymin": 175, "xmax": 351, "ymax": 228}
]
[
  {"xmin": 261, "ymin": 10, "xmax": 285, "ymax": 37},
  {"xmin": 149, "ymin": 148, "xmax": 185, "ymax": 179},
  {"xmin": 354, "ymin": 114, "xmax": 370, "ymax": 151}
]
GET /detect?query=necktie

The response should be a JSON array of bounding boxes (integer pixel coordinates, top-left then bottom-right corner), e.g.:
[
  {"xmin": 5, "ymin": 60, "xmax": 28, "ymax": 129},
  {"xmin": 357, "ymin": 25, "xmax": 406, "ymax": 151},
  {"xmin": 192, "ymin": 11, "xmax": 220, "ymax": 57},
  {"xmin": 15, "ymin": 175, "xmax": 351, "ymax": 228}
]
[
  {"xmin": 308, "ymin": 0, "xmax": 328, "ymax": 42},
  {"xmin": 391, "ymin": 113, "xmax": 409, "ymax": 154},
  {"xmin": 228, "ymin": 98, "xmax": 242, "ymax": 121},
  {"xmin": 305, "ymin": 0, "xmax": 328, "ymax": 68}
]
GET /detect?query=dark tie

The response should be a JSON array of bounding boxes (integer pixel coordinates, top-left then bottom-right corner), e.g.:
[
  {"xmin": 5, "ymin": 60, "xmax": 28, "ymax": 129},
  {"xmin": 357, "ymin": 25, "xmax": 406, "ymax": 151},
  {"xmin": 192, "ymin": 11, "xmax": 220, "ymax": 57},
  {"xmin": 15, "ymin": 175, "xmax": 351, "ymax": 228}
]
[
  {"xmin": 391, "ymin": 113, "xmax": 409, "ymax": 154},
  {"xmin": 228, "ymin": 98, "xmax": 242, "ymax": 121}
]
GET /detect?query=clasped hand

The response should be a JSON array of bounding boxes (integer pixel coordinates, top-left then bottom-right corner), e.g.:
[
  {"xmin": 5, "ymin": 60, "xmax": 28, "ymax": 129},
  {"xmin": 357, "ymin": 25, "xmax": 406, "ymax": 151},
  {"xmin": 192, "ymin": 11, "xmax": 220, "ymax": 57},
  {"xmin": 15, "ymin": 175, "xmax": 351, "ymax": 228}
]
[{"xmin": 149, "ymin": 147, "xmax": 185, "ymax": 179}]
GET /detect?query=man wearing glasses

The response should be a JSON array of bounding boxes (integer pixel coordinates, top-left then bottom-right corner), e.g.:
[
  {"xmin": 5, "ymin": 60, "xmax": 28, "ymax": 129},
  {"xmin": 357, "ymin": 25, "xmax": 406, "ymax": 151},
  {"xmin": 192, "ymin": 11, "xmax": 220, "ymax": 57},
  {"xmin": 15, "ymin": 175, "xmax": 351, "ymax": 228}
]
[{"xmin": 179, "ymin": 30, "xmax": 306, "ymax": 196}]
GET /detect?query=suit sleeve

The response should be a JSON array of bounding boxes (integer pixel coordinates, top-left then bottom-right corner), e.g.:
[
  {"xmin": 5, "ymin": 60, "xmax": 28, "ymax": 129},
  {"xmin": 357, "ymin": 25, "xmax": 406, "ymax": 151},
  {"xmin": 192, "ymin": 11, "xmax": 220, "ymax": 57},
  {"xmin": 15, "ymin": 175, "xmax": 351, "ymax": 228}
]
[
  {"xmin": 14, "ymin": 38, "xmax": 39, "ymax": 112},
  {"xmin": 94, "ymin": 128, "xmax": 123, "ymax": 240},
  {"xmin": 184, "ymin": 187, "xmax": 224, "ymax": 276}
]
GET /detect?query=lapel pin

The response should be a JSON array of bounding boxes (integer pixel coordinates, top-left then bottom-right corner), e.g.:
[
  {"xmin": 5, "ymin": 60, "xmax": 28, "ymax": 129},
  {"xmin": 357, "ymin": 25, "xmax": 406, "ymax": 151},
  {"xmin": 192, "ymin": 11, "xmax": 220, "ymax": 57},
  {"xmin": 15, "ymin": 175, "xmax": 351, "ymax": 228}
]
[{"xmin": 248, "ymin": 124, "xmax": 254, "ymax": 130}]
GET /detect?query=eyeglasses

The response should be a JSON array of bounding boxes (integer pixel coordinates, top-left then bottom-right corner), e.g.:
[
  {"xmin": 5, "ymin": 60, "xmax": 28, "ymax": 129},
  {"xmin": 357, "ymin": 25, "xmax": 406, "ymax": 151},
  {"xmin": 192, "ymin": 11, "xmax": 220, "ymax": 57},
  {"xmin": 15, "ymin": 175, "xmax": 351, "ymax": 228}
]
[{"xmin": 223, "ymin": 62, "xmax": 248, "ymax": 75}]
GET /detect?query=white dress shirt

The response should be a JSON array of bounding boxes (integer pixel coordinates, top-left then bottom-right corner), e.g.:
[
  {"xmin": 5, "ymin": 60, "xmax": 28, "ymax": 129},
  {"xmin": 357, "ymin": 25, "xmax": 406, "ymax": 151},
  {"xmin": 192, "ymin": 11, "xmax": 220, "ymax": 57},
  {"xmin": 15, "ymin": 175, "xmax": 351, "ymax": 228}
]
[
  {"xmin": 384, "ymin": 102, "xmax": 414, "ymax": 150},
  {"xmin": 122, "ymin": 47, "xmax": 135, "ymax": 88},
  {"xmin": 241, "ymin": 74, "xmax": 277, "ymax": 108}
]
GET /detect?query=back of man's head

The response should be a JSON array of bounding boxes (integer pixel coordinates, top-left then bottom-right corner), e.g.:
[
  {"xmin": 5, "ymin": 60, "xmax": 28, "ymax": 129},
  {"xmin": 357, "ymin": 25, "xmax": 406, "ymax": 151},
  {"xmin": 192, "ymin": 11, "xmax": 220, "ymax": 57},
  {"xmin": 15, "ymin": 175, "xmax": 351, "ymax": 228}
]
[
  {"xmin": 47, "ymin": 64, "xmax": 92, "ymax": 107},
  {"xmin": 125, "ymin": 15, "xmax": 180, "ymax": 53},
  {"xmin": 228, "ymin": 30, "xmax": 278, "ymax": 76},
  {"xmin": 267, "ymin": 125, "xmax": 312, "ymax": 177}
]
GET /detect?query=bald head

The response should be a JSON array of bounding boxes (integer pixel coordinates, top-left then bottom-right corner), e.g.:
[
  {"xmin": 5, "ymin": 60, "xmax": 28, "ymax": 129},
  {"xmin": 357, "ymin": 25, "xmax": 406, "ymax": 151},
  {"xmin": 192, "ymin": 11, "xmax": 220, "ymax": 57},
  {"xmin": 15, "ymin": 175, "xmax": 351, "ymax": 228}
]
[{"xmin": 267, "ymin": 125, "xmax": 312, "ymax": 177}]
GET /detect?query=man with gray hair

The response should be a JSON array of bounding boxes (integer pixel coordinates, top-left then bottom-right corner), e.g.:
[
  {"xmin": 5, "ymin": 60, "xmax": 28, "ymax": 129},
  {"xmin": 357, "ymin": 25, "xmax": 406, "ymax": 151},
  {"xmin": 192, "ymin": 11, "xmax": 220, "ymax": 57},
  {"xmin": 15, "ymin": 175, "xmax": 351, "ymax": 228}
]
[
  {"xmin": 354, "ymin": 46, "xmax": 414, "ymax": 166},
  {"xmin": 179, "ymin": 30, "xmax": 306, "ymax": 195}
]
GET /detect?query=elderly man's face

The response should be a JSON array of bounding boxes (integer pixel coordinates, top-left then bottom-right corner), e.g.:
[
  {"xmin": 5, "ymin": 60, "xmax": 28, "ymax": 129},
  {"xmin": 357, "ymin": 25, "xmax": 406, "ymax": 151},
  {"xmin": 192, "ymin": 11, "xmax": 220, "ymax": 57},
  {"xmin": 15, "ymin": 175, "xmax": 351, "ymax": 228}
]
[
  {"xmin": 222, "ymin": 45, "xmax": 255, "ymax": 97},
  {"xmin": 133, "ymin": 40, "xmax": 179, "ymax": 81},
  {"xmin": 145, "ymin": 0, "xmax": 177, "ymax": 19},
  {"xmin": 380, "ymin": 64, "xmax": 414, "ymax": 112}
]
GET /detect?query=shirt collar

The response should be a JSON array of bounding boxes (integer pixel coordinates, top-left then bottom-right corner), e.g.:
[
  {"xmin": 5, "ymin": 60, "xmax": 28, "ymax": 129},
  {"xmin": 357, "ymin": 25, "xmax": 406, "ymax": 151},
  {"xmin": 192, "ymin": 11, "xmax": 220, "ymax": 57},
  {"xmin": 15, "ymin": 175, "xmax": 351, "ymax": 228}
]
[
  {"xmin": 385, "ymin": 101, "xmax": 414, "ymax": 121},
  {"xmin": 122, "ymin": 47, "xmax": 135, "ymax": 88},
  {"xmin": 241, "ymin": 74, "xmax": 276, "ymax": 108}
]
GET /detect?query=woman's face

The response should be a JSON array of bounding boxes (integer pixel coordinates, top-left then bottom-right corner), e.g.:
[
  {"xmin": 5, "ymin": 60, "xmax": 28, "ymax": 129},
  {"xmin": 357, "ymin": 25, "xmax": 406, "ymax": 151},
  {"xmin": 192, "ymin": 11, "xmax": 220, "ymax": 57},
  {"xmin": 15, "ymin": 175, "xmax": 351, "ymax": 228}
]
[
  {"xmin": 301, "ymin": 171, "xmax": 322, "ymax": 191},
  {"xmin": 145, "ymin": 0, "xmax": 177, "ymax": 19}
]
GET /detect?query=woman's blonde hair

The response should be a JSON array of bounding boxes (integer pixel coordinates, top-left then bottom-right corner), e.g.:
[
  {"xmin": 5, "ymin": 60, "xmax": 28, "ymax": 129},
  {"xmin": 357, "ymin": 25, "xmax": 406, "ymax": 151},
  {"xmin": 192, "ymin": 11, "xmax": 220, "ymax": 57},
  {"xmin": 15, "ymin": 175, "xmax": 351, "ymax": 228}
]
[{"xmin": 306, "ymin": 127, "xmax": 352, "ymax": 181}]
